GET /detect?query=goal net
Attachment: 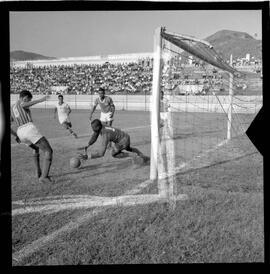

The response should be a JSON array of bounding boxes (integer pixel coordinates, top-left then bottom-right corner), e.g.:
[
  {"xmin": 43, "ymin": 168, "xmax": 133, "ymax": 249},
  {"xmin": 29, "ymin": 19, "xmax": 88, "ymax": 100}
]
[{"xmin": 150, "ymin": 27, "xmax": 262, "ymax": 204}]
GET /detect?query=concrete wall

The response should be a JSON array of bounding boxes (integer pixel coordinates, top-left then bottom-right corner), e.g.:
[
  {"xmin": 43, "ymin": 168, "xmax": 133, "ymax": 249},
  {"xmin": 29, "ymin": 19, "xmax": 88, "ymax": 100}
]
[{"xmin": 10, "ymin": 94, "xmax": 262, "ymax": 114}]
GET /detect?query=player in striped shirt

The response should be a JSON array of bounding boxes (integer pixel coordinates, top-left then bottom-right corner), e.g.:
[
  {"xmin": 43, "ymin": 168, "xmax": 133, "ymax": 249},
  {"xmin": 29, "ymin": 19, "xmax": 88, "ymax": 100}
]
[
  {"xmin": 89, "ymin": 87, "xmax": 115, "ymax": 126},
  {"xmin": 10, "ymin": 90, "xmax": 54, "ymax": 184},
  {"xmin": 77, "ymin": 119, "xmax": 149, "ymax": 164},
  {"xmin": 54, "ymin": 94, "xmax": 78, "ymax": 138}
]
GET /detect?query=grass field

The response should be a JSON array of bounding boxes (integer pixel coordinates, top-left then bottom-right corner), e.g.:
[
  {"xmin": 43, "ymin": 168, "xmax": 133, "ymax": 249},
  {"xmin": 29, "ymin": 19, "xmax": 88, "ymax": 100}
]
[{"xmin": 11, "ymin": 109, "xmax": 264, "ymax": 265}]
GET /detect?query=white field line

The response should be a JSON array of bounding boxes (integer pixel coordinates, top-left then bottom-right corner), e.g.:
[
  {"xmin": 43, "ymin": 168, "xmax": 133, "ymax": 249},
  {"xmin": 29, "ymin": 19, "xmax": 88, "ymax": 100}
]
[
  {"xmin": 12, "ymin": 193, "xmax": 189, "ymax": 264},
  {"xmin": 14, "ymin": 193, "xmax": 187, "ymax": 216},
  {"xmin": 11, "ymin": 125, "xmax": 150, "ymax": 148},
  {"xmin": 12, "ymin": 194, "xmax": 189, "ymax": 262},
  {"xmin": 12, "ymin": 189, "xmax": 160, "ymax": 263},
  {"xmin": 12, "ymin": 176, "xmax": 154, "ymax": 216},
  {"xmin": 12, "ymin": 132, "xmax": 228, "ymax": 264},
  {"xmin": 12, "ymin": 179, "xmax": 155, "ymax": 217}
]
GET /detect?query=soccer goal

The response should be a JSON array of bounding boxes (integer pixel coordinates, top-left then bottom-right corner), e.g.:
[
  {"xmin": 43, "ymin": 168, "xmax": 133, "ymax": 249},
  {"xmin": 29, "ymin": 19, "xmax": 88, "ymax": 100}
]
[{"xmin": 150, "ymin": 27, "xmax": 262, "ymax": 206}]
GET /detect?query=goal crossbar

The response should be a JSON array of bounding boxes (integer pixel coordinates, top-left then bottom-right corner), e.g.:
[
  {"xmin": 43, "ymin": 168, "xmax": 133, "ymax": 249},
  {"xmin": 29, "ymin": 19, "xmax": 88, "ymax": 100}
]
[{"xmin": 161, "ymin": 29, "xmax": 238, "ymax": 76}]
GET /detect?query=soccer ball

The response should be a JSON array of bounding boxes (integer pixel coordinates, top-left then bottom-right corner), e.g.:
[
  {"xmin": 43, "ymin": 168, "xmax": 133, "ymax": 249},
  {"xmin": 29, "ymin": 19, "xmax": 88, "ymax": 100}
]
[{"xmin": 70, "ymin": 157, "xmax": 81, "ymax": 168}]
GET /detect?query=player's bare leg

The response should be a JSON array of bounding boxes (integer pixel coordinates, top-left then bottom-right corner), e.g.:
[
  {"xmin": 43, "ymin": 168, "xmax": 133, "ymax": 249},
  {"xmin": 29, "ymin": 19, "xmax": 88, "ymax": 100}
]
[
  {"xmin": 126, "ymin": 146, "xmax": 150, "ymax": 165},
  {"xmin": 111, "ymin": 147, "xmax": 129, "ymax": 158},
  {"xmin": 63, "ymin": 122, "xmax": 78, "ymax": 138},
  {"xmin": 110, "ymin": 141, "xmax": 130, "ymax": 158},
  {"xmin": 29, "ymin": 143, "xmax": 42, "ymax": 178},
  {"xmin": 111, "ymin": 144, "xmax": 149, "ymax": 165},
  {"xmin": 69, "ymin": 129, "xmax": 78, "ymax": 138},
  {"xmin": 68, "ymin": 126, "xmax": 78, "ymax": 138},
  {"xmin": 126, "ymin": 146, "xmax": 144, "ymax": 157},
  {"xmin": 35, "ymin": 137, "xmax": 54, "ymax": 183}
]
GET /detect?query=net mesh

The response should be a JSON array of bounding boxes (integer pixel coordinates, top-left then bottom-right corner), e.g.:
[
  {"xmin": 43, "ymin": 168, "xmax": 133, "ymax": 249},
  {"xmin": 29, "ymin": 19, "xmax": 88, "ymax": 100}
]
[{"xmin": 157, "ymin": 29, "xmax": 262, "ymax": 178}]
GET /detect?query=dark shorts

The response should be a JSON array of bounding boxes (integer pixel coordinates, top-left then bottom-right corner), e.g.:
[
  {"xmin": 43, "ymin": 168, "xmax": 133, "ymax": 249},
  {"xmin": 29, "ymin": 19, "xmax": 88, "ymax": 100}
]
[
  {"xmin": 115, "ymin": 135, "xmax": 130, "ymax": 151},
  {"xmin": 62, "ymin": 121, "xmax": 72, "ymax": 129}
]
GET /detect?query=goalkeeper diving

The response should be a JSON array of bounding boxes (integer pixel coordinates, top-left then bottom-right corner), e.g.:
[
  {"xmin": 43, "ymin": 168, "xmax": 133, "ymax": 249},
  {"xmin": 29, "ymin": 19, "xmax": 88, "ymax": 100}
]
[{"xmin": 78, "ymin": 119, "xmax": 149, "ymax": 163}]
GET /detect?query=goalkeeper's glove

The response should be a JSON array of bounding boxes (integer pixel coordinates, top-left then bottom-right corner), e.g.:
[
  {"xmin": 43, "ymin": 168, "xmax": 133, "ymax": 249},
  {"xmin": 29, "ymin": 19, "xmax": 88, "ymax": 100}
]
[
  {"xmin": 77, "ymin": 148, "xmax": 91, "ymax": 161},
  {"xmin": 78, "ymin": 153, "xmax": 88, "ymax": 161}
]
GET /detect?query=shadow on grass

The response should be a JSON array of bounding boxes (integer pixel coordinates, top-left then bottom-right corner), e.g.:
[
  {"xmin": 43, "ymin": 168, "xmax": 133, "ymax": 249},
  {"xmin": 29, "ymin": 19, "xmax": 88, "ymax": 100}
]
[
  {"xmin": 53, "ymin": 158, "xmax": 134, "ymax": 179},
  {"xmin": 172, "ymin": 129, "xmax": 225, "ymax": 140},
  {"xmin": 73, "ymin": 134, "xmax": 90, "ymax": 139},
  {"xmin": 178, "ymin": 151, "xmax": 258, "ymax": 176}
]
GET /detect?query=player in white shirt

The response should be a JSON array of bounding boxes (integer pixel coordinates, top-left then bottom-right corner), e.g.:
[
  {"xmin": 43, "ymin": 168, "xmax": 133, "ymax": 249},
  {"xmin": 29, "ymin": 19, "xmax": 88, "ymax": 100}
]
[
  {"xmin": 54, "ymin": 94, "xmax": 78, "ymax": 138},
  {"xmin": 89, "ymin": 87, "xmax": 115, "ymax": 126},
  {"xmin": 89, "ymin": 87, "xmax": 115, "ymax": 148}
]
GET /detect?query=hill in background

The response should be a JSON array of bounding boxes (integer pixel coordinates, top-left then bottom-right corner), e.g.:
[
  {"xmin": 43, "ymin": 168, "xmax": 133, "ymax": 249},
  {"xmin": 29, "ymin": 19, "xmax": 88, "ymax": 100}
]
[
  {"xmin": 10, "ymin": 30, "xmax": 262, "ymax": 62},
  {"xmin": 205, "ymin": 30, "xmax": 262, "ymax": 60},
  {"xmin": 10, "ymin": 50, "xmax": 55, "ymax": 61}
]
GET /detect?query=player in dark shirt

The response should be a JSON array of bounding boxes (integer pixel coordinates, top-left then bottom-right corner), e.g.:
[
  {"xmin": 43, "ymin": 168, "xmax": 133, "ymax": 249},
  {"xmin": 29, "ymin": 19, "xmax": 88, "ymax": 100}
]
[{"xmin": 78, "ymin": 119, "xmax": 148, "ymax": 162}]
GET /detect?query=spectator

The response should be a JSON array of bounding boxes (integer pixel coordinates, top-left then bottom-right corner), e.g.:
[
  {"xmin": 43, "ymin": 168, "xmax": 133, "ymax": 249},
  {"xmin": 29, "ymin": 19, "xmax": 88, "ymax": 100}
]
[{"xmin": 10, "ymin": 61, "xmax": 154, "ymax": 95}]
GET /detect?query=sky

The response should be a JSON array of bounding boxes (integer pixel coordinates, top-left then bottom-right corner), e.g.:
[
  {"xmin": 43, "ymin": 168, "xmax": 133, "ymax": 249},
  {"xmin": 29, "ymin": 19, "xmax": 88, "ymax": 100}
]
[{"xmin": 9, "ymin": 10, "xmax": 262, "ymax": 58}]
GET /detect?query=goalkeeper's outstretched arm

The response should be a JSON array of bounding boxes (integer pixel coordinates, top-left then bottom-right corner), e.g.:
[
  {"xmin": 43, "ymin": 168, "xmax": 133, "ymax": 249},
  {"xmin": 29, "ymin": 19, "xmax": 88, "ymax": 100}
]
[
  {"xmin": 78, "ymin": 133, "xmax": 109, "ymax": 160},
  {"xmin": 77, "ymin": 131, "xmax": 100, "ymax": 159},
  {"xmin": 86, "ymin": 131, "xmax": 99, "ymax": 148}
]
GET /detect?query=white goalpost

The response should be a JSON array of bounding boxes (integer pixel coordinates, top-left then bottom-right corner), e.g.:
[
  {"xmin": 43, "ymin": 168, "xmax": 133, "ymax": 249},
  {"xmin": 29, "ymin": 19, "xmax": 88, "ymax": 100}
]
[
  {"xmin": 227, "ymin": 54, "xmax": 234, "ymax": 140},
  {"xmin": 150, "ymin": 27, "xmax": 162, "ymax": 182},
  {"xmin": 150, "ymin": 27, "xmax": 261, "ymax": 207}
]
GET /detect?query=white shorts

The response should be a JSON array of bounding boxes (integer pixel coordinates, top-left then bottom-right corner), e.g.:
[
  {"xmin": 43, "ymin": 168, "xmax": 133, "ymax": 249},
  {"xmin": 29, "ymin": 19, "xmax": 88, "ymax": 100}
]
[
  {"xmin": 160, "ymin": 112, "xmax": 168, "ymax": 120},
  {"xmin": 17, "ymin": 122, "xmax": 43, "ymax": 145},
  {"xmin": 58, "ymin": 116, "xmax": 70, "ymax": 124},
  {"xmin": 100, "ymin": 112, "xmax": 113, "ymax": 122}
]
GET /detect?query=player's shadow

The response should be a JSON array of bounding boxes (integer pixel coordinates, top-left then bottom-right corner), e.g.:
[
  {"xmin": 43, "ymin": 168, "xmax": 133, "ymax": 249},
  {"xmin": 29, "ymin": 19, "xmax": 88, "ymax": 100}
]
[
  {"xmin": 53, "ymin": 163, "xmax": 102, "ymax": 178},
  {"xmin": 74, "ymin": 135, "xmax": 88, "ymax": 139},
  {"xmin": 83, "ymin": 160, "xmax": 133, "ymax": 177},
  {"xmin": 170, "ymin": 130, "xmax": 222, "ymax": 141},
  {"xmin": 54, "ymin": 156, "xmax": 134, "ymax": 179}
]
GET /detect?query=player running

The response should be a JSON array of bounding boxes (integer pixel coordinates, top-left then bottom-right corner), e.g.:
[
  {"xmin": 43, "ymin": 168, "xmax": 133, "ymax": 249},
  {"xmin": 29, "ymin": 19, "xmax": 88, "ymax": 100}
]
[
  {"xmin": 10, "ymin": 90, "xmax": 54, "ymax": 184},
  {"xmin": 54, "ymin": 94, "xmax": 78, "ymax": 138},
  {"xmin": 78, "ymin": 119, "xmax": 149, "ymax": 163},
  {"xmin": 89, "ymin": 87, "xmax": 115, "ymax": 126}
]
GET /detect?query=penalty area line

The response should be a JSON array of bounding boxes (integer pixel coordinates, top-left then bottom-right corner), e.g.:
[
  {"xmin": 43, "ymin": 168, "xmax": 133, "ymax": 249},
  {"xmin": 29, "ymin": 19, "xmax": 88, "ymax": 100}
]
[
  {"xmin": 12, "ymin": 177, "xmax": 155, "ymax": 264},
  {"xmin": 14, "ymin": 192, "xmax": 182, "ymax": 264}
]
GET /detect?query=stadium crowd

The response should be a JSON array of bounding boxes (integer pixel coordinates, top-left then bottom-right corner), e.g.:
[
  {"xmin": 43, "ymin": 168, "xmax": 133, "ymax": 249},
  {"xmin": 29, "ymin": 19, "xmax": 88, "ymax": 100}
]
[
  {"xmin": 10, "ymin": 62, "xmax": 154, "ymax": 95},
  {"xmin": 11, "ymin": 59, "xmax": 255, "ymax": 95}
]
